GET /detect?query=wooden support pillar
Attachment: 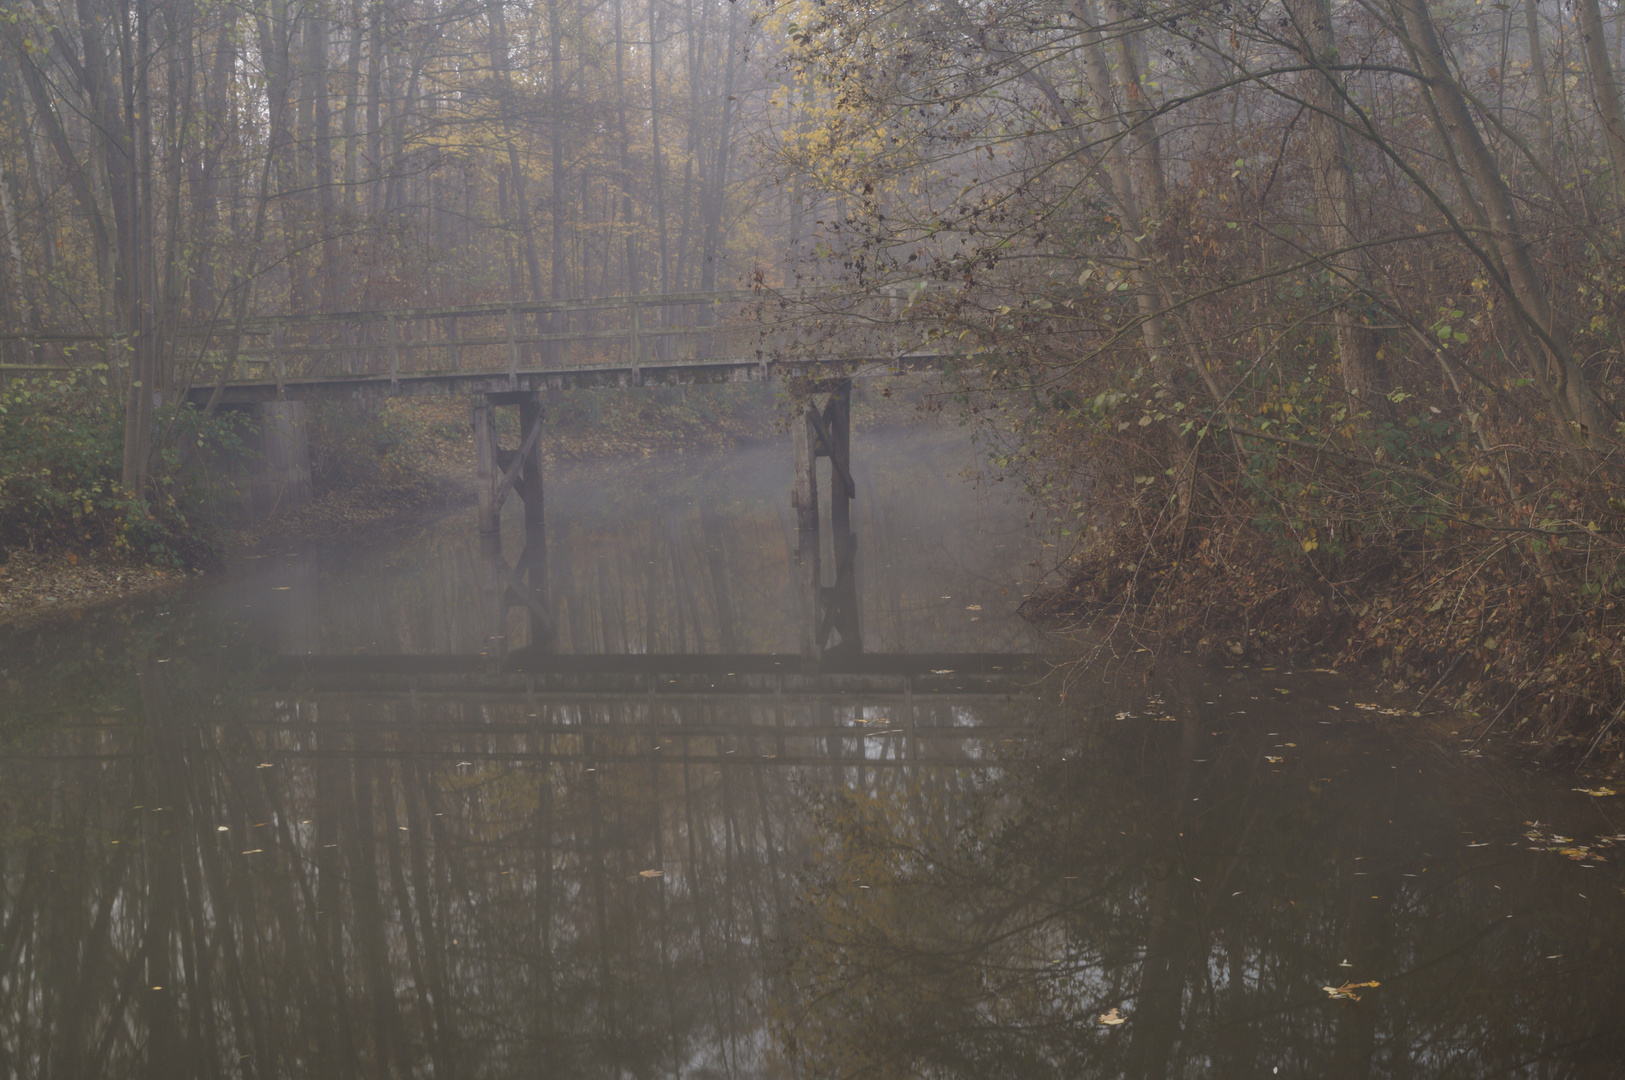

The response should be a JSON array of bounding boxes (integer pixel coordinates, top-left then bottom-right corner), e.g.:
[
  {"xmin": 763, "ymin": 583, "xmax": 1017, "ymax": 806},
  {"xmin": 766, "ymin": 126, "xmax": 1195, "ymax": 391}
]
[
  {"xmin": 630, "ymin": 302, "xmax": 642, "ymax": 384},
  {"xmin": 827, "ymin": 526, "xmax": 861, "ymax": 656},
  {"xmin": 516, "ymin": 515, "xmax": 551, "ymax": 649},
  {"xmin": 796, "ymin": 520, "xmax": 821, "ymax": 664},
  {"xmin": 827, "ymin": 379, "xmax": 853, "ymax": 537},
  {"xmin": 387, "ymin": 314, "xmax": 400, "ymax": 389},
  {"xmin": 516, "ymin": 394, "xmax": 545, "ymax": 525},
  {"xmin": 273, "ymin": 324, "xmax": 286, "ymax": 398},
  {"xmin": 479, "ymin": 531, "xmax": 509, "ymax": 659},
  {"xmin": 791, "ymin": 405, "xmax": 818, "ymax": 531},
  {"xmin": 473, "ymin": 395, "xmax": 499, "ymax": 535}
]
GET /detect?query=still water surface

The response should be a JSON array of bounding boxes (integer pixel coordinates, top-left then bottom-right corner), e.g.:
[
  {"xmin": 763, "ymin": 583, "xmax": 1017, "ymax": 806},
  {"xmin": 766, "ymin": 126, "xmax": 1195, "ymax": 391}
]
[{"xmin": 2, "ymin": 433, "xmax": 1624, "ymax": 1078}]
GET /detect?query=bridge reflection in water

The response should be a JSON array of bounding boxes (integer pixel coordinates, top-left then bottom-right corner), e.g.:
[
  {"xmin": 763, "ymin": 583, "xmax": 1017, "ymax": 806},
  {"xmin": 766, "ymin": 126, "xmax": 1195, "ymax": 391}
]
[
  {"xmin": 8, "ymin": 440, "xmax": 1616, "ymax": 1079},
  {"xmin": 0, "ymin": 439, "xmax": 1060, "ymax": 1079}
]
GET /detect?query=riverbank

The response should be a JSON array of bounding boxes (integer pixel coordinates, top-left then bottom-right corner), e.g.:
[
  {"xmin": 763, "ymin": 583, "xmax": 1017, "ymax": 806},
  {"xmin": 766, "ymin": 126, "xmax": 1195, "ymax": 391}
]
[
  {"xmin": 1027, "ymin": 515, "xmax": 1625, "ymax": 773},
  {"xmin": 0, "ymin": 547, "xmax": 191, "ymax": 631}
]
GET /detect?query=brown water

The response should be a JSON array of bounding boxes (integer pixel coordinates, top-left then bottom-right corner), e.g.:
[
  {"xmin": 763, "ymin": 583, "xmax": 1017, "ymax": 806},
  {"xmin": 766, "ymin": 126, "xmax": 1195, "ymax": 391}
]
[{"xmin": 1, "ymin": 433, "xmax": 1623, "ymax": 1079}]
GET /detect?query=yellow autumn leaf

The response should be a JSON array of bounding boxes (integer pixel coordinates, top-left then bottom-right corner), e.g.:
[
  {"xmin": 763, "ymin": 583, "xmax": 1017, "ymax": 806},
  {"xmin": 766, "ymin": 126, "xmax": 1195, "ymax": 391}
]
[
  {"xmin": 1322, "ymin": 980, "xmax": 1379, "ymax": 1001},
  {"xmin": 1098, "ymin": 1007, "xmax": 1126, "ymax": 1026}
]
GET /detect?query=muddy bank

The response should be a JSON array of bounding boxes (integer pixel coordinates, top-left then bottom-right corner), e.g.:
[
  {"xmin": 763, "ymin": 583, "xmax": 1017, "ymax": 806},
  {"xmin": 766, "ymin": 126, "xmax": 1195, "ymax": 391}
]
[{"xmin": 0, "ymin": 548, "xmax": 190, "ymax": 632}]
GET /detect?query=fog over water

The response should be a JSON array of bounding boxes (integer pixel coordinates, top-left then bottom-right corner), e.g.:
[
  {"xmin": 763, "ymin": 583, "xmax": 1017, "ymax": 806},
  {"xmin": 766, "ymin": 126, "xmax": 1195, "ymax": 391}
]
[{"xmin": 2, "ymin": 431, "xmax": 1622, "ymax": 1079}]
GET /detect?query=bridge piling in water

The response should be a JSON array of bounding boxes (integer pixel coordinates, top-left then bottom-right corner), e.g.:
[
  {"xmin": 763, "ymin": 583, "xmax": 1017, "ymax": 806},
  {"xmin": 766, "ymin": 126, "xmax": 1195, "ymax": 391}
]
[
  {"xmin": 792, "ymin": 377, "xmax": 861, "ymax": 663},
  {"xmin": 791, "ymin": 377, "xmax": 853, "ymax": 532},
  {"xmin": 473, "ymin": 390, "xmax": 545, "ymax": 535},
  {"xmin": 472, "ymin": 389, "xmax": 551, "ymax": 658}
]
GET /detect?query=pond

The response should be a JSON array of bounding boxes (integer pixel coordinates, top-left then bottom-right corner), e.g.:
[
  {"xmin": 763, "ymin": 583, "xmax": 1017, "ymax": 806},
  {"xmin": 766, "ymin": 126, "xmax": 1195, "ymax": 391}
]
[{"xmin": 1, "ymin": 431, "xmax": 1622, "ymax": 1078}]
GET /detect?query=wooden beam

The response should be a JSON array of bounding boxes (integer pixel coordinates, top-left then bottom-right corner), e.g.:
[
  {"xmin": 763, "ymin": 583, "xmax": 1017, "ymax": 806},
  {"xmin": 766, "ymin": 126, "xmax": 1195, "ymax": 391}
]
[
  {"xmin": 494, "ymin": 403, "xmax": 545, "ymax": 505},
  {"xmin": 387, "ymin": 315, "xmax": 400, "ymax": 389},
  {"xmin": 792, "ymin": 407, "xmax": 818, "ymax": 530},
  {"xmin": 473, "ymin": 398, "xmax": 498, "ymax": 534},
  {"xmin": 805, "ymin": 402, "xmax": 855, "ymax": 498},
  {"xmin": 273, "ymin": 324, "xmax": 285, "ymax": 398}
]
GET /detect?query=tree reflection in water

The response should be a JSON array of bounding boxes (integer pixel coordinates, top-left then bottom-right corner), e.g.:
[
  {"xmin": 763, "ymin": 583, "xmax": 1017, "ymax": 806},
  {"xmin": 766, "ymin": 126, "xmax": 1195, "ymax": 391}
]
[
  {"xmin": 3, "ymin": 441, "xmax": 1623, "ymax": 1078},
  {"xmin": 778, "ymin": 672, "xmax": 1625, "ymax": 1080}
]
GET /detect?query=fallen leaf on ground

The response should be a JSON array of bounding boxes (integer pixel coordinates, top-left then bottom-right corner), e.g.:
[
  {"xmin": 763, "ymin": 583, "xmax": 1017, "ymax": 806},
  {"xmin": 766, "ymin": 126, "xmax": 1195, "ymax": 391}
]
[{"xmin": 1322, "ymin": 980, "xmax": 1379, "ymax": 1001}]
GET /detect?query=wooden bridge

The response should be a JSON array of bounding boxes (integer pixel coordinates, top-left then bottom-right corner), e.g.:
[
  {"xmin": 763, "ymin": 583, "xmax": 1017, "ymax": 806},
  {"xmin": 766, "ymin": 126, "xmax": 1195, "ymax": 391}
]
[{"xmin": 3, "ymin": 287, "xmax": 949, "ymax": 534}]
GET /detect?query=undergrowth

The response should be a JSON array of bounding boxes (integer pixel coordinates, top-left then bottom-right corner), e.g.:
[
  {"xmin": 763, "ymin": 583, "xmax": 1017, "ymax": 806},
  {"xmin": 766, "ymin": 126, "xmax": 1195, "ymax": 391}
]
[{"xmin": 0, "ymin": 370, "xmax": 243, "ymax": 566}]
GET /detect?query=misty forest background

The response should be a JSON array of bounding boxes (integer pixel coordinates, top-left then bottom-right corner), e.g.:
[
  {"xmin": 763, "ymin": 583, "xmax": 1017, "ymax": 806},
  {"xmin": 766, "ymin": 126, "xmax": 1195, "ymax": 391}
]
[{"xmin": 7, "ymin": 0, "xmax": 1625, "ymax": 754}]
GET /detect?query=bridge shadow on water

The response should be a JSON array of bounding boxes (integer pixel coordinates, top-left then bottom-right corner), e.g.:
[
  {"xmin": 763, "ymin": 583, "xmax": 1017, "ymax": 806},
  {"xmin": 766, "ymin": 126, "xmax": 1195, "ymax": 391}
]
[{"xmin": 3, "ymin": 435, "xmax": 1625, "ymax": 1078}]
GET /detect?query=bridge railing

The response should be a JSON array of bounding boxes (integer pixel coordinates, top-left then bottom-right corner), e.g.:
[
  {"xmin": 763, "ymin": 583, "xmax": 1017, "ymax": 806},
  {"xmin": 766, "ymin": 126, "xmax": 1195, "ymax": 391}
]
[{"xmin": 0, "ymin": 283, "xmax": 948, "ymax": 385}]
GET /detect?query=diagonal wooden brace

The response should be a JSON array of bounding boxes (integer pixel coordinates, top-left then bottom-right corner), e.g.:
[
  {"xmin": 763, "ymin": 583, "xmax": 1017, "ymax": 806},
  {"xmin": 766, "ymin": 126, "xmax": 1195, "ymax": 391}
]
[
  {"xmin": 493, "ymin": 407, "xmax": 546, "ymax": 510},
  {"xmin": 805, "ymin": 404, "xmax": 855, "ymax": 498}
]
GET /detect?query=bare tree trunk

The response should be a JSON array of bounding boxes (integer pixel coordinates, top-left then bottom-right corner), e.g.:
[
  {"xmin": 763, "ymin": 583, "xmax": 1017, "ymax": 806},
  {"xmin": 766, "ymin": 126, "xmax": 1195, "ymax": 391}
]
[
  {"xmin": 1395, "ymin": 0, "xmax": 1611, "ymax": 448},
  {"xmin": 1077, "ymin": 1, "xmax": 1166, "ymax": 368},
  {"xmin": 366, "ymin": 0, "xmax": 383, "ymax": 216},
  {"xmin": 1285, "ymin": 0, "xmax": 1388, "ymax": 414},
  {"xmin": 549, "ymin": 0, "xmax": 569, "ymax": 351},
  {"xmin": 1578, "ymin": 0, "xmax": 1625, "ymax": 200},
  {"xmin": 616, "ymin": 0, "xmax": 638, "ymax": 296},
  {"xmin": 1524, "ymin": 0, "xmax": 1557, "ymax": 160},
  {"xmin": 488, "ymin": 0, "xmax": 547, "ymax": 357},
  {"xmin": 311, "ymin": 4, "xmax": 338, "ymax": 309},
  {"xmin": 699, "ymin": 0, "xmax": 739, "ymax": 293},
  {"xmin": 650, "ymin": 0, "xmax": 670, "ymax": 297}
]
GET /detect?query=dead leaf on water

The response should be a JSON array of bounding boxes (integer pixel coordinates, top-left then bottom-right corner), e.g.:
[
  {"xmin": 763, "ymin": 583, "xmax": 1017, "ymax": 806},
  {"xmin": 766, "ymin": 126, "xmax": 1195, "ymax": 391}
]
[
  {"xmin": 1322, "ymin": 980, "xmax": 1379, "ymax": 1001},
  {"xmin": 1265, "ymin": 755, "xmax": 1284, "ymax": 763},
  {"xmin": 1098, "ymin": 1007, "xmax": 1126, "ymax": 1026},
  {"xmin": 638, "ymin": 869, "xmax": 664, "ymax": 878},
  {"xmin": 1574, "ymin": 787, "xmax": 1618, "ymax": 797}
]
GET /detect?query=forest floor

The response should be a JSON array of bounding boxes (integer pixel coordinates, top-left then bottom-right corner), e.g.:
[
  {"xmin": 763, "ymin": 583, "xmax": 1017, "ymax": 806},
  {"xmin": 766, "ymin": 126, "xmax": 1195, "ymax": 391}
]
[{"xmin": 1, "ymin": 379, "xmax": 941, "ymax": 631}]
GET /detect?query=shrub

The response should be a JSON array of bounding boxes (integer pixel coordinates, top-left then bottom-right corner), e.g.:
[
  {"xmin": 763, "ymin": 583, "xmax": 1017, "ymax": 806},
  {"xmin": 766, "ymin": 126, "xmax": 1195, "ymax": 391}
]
[{"xmin": 0, "ymin": 369, "xmax": 238, "ymax": 566}]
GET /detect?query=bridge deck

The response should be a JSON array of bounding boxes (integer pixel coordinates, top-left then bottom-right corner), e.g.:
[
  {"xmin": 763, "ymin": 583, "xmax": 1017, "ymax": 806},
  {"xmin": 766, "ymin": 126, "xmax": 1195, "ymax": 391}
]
[{"xmin": 186, "ymin": 353, "xmax": 948, "ymax": 405}]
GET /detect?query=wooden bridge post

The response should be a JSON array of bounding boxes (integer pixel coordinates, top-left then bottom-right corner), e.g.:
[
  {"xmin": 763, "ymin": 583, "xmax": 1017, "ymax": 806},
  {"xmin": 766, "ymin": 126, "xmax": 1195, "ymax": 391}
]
[
  {"xmin": 630, "ymin": 301, "xmax": 642, "ymax": 382},
  {"xmin": 387, "ymin": 314, "xmax": 400, "ymax": 389},
  {"xmin": 516, "ymin": 394, "xmax": 545, "ymax": 526},
  {"xmin": 272, "ymin": 324, "xmax": 285, "ymax": 398},
  {"xmin": 796, "ymin": 521, "xmax": 821, "ymax": 662},
  {"xmin": 473, "ymin": 395, "xmax": 498, "ymax": 535},
  {"xmin": 791, "ymin": 404, "xmax": 818, "ymax": 531},
  {"xmin": 479, "ymin": 532, "xmax": 509, "ymax": 659},
  {"xmin": 828, "ymin": 379, "xmax": 853, "ymax": 536}
]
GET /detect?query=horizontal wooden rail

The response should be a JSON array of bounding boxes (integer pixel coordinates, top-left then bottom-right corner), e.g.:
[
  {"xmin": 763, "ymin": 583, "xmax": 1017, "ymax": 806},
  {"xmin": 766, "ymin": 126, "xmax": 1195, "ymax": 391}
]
[
  {"xmin": 221, "ymin": 319, "xmax": 795, "ymax": 359},
  {"xmin": 0, "ymin": 286, "xmax": 862, "ymax": 341},
  {"xmin": 0, "ymin": 281, "xmax": 947, "ymax": 345}
]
